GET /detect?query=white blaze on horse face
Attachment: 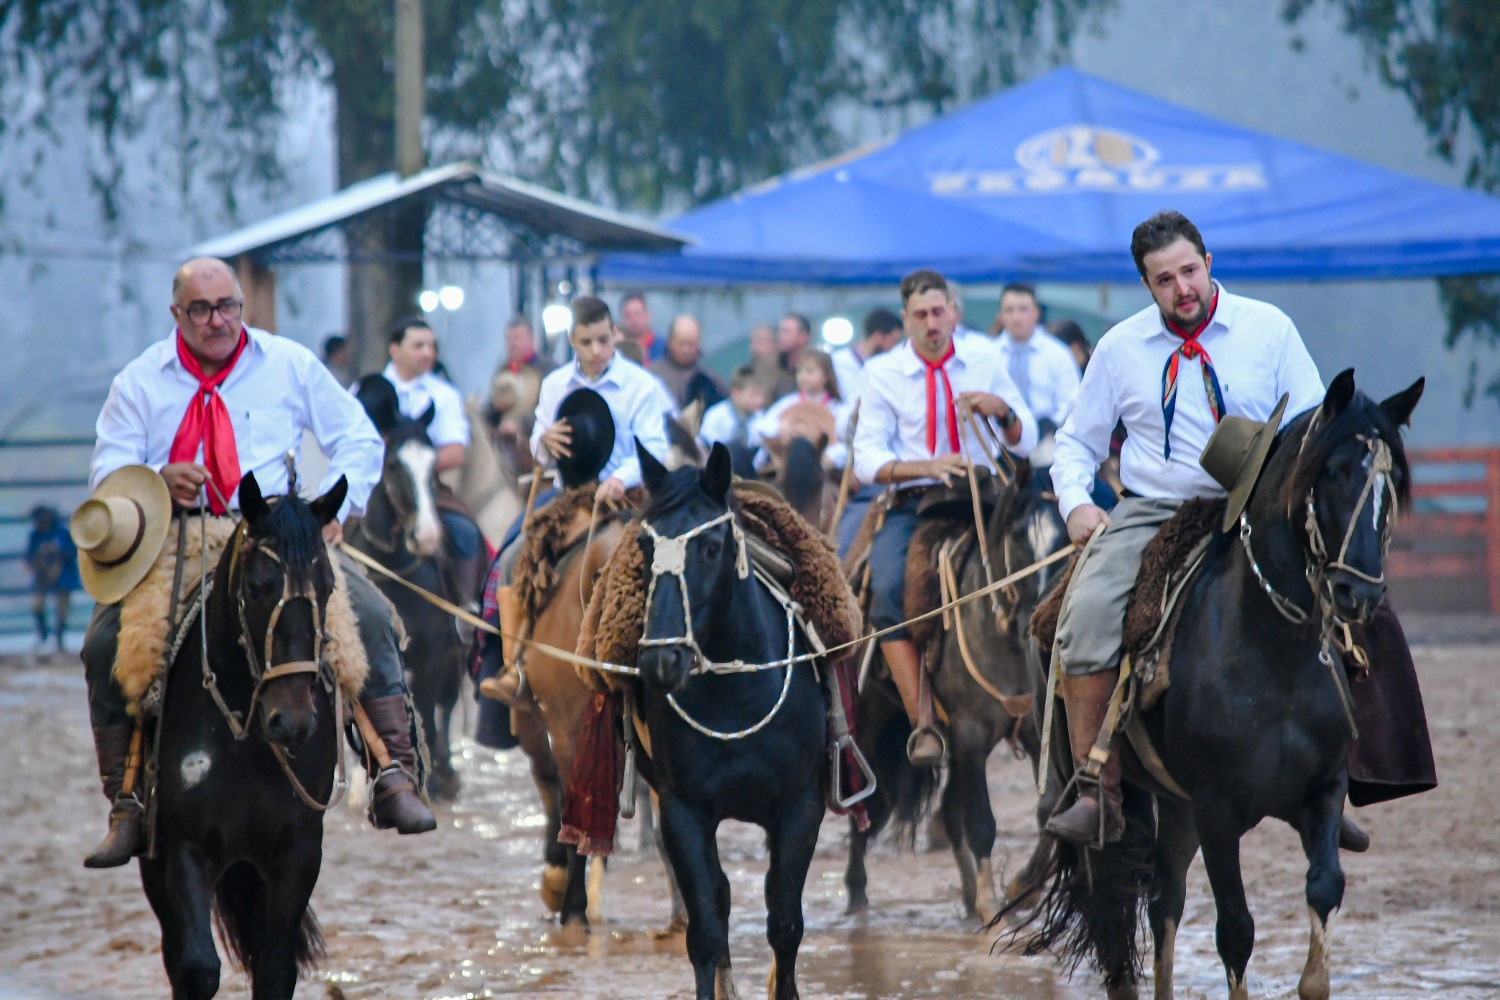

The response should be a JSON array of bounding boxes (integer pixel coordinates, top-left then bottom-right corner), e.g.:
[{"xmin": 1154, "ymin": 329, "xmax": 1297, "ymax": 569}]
[
  {"xmin": 397, "ymin": 440, "xmax": 442, "ymax": 556},
  {"xmin": 1370, "ymin": 457, "xmax": 1387, "ymax": 534},
  {"xmin": 1029, "ymin": 506, "xmax": 1063, "ymax": 563}
]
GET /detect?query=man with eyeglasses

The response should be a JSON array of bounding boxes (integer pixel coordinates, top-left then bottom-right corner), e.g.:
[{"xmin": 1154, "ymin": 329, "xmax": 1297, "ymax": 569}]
[{"xmin": 79, "ymin": 257, "xmax": 437, "ymax": 869}]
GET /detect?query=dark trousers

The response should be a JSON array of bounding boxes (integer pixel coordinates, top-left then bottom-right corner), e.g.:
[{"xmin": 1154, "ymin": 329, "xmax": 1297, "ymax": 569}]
[
  {"xmin": 867, "ymin": 504, "xmax": 922, "ymax": 640},
  {"xmin": 835, "ymin": 485, "xmax": 882, "ymax": 560},
  {"xmin": 499, "ymin": 486, "xmax": 557, "ymax": 554},
  {"xmin": 81, "ymin": 551, "xmax": 407, "ymax": 729},
  {"xmin": 441, "ymin": 507, "xmax": 484, "ymax": 560}
]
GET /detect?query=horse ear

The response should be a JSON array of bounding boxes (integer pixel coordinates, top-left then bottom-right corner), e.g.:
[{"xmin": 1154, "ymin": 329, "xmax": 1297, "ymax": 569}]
[
  {"xmin": 310, "ymin": 475, "xmax": 348, "ymax": 527},
  {"xmin": 637, "ymin": 437, "xmax": 669, "ymax": 493},
  {"xmin": 417, "ymin": 403, "xmax": 436, "ymax": 432},
  {"xmin": 815, "ymin": 432, "xmax": 830, "ymax": 455},
  {"xmin": 240, "ymin": 471, "xmax": 268, "ymax": 526},
  {"xmin": 1320, "ymin": 368, "xmax": 1356, "ymax": 420},
  {"xmin": 702, "ymin": 442, "xmax": 733, "ymax": 501},
  {"xmin": 1380, "ymin": 377, "xmax": 1425, "ymax": 428},
  {"xmin": 1012, "ymin": 458, "xmax": 1032, "ymax": 491}
]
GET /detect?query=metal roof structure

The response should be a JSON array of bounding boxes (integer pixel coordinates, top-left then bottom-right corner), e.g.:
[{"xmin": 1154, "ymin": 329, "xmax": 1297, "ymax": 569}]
[{"xmin": 185, "ymin": 161, "xmax": 691, "ymax": 265}]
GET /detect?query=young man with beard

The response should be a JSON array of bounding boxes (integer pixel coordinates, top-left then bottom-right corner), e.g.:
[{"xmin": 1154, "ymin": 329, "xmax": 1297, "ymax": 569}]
[
  {"xmin": 1047, "ymin": 211, "xmax": 1376, "ymax": 850},
  {"xmin": 853, "ymin": 269, "xmax": 1036, "ymax": 766}
]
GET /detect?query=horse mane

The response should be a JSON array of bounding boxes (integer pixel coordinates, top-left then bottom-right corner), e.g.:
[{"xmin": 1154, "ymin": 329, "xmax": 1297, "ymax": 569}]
[
  {"xmin": 1270, "ymin": 393, "xmax": 1412, "ymax": 516},
  {"xmin": 246, "ymin": 494, "xmax": 325, "ymax": 581},
  {"xmin": 386, "ymin": 416, "xmax": 435, "ymax": 452},
  {"xmin": 643, "ymin": 465, "xmax": 734, "ymax": 519}
]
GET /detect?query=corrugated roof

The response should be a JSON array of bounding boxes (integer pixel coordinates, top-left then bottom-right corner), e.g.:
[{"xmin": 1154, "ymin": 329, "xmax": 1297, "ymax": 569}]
[{"xmin": 185, "ymin": 162, "xmax": 691, "ymax": 261}]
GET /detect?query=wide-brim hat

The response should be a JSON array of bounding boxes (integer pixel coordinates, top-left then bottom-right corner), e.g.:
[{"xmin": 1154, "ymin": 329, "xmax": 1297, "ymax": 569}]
[
  {"xmin": 490, "ymin": 367, "xmax": 542, "ymax": 416},
  {"xmin": 775, "ymin": 400, "xmax": 838, "ymax": 446},
  {"xmin": 69, "ymin": 464, "xmax": 173, "ymax": 604},
  {"xmin": 1199, "ymin": 393, "xmax": 1289, "ymax": 533},
  {"xmin": 556, "ymin": 387, "xmax": 616, "ymax": 488}
]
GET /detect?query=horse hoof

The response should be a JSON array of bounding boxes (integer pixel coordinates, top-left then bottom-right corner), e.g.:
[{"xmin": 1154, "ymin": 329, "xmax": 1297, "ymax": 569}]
[
  {"xmin": 652, "ymin": 916, "xmax": 688, "ymax": 939},
  {"xmin": 539, "ymin": 864, "xmax": 568, "ymax": 913},
  {"xmin": 844, "ymin": 896, "xmax": 868, "ymax": 916},
  {"xmin": 427, "ymin": 768, "xmax": 462, "ymax": 802}
]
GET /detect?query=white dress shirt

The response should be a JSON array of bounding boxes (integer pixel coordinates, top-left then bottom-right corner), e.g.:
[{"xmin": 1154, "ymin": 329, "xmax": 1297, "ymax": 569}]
[
  {"xmin": 1052, "ymin": 283, "xmax": 1326, "ymax": 521},
  {"xmin": 91, "ymin": 327, "xmax": 383, "ymax": 519},
  {"xmin": 379, "ymin": 362, "xmax": 470, "ymax": 448},
  {"xmin": 831, "ymin": 344, "xmax": 873, "ymax": 406},
  {"xmin": 698, "ymin": 398, "xmax": 763, "ymax": 451},
  {"xmin": 853, "ymin": 337, "xmax": 1037, "ymax": 486},
  {"xmin": 993, "ymin": 329, "xmax": 1082, "ymax": 428},
  {"xmin": 530, "ymin": 355, "xmax": 673, "ymax": 488}
]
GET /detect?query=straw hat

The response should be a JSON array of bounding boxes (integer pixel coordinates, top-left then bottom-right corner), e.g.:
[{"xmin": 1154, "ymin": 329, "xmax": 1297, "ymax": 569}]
[
  {"xmin": 69, "ymin": 464, "xmax": 173, "ymax": 604},
  {"xmin": 1199, "ymin": 393, "xmax": 1289, "ymax": 533},
  {"xmin": 776, "ymin": 400, "xmax": 838, "ymax": 446}
]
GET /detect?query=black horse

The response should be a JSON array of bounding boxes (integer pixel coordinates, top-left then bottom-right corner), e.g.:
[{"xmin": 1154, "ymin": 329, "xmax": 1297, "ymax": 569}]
[
  {"xmin": 846, "ymin": 463, "xmax": 1069, "ymax": 924},
  {"xmin": 635, "ymin": 441, "xmax": 829, "ymax": 1000},
  {"xmin": 142, "ymin": 473, "xmax": 346, "ymax": 999},
  {"xmin": 1012, "ymin": 371, "xmax": 1422, "ymax": 1000},
  {"xmin": 349, "ymin": 377, "xmax": 467, "ymax": 800}
]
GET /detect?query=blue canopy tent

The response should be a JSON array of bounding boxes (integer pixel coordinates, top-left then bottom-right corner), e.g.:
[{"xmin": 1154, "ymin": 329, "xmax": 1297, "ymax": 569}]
[{"xmin": 601, "ymin": 68, "xmax": 1500, "ymax": 286}]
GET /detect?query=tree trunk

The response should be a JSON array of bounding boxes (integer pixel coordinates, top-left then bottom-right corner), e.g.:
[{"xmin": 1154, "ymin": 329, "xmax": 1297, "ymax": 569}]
[{"xmin": 331, "ymin": 57, "xmax": 426, "ymax": 379}]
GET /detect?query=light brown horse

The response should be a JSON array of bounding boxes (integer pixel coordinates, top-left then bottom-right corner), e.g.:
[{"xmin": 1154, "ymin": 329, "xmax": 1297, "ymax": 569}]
[{"xmin": 511, "ymin": 518, "xmax": 626, "ymax": 926}]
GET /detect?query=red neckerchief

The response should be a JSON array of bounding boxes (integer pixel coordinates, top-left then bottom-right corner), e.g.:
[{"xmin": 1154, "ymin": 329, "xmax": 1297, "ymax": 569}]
[
  {"xmin": 507, "ymin": 352, "xmax": 536, "ymax": 374},
  {"xmin": 1160, "ymin": 287, "xmax": 1225, "ymax": 460},
  {"xmin": 169, "ymin": 329, "xmax": 248, "ymax": 513},
  {"xmin": 920, "ymin": 343, "xmax": 960, "ymax": 455}
]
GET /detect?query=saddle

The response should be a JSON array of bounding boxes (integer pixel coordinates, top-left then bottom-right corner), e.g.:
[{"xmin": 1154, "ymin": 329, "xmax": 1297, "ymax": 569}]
[
  {"xmin": 513, "ymin": 484, "xmax": 645, "ymax": 624},
  {"xmin": 116, "ymin": 516, "xmax": 372, "ymax": 717},
  {"xmin": 1031, "ymin": 496, "xmax": 1225, "ymax": 708}
]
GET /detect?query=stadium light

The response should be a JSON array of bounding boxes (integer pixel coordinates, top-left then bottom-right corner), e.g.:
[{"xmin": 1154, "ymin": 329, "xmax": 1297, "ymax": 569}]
[
  {"xmin": 542, "ymin": 303, "xmax": 573, "ymax": 338},
  {"xmin": 438, "ymin": 285, "xmax": 465, "ymax": 310},
  {"xmin": 822, "ymin": 316, "xmax": 855, "ymax": 347},
  {"xmin": 418, "ymin": 289, "xmax": 440, "ymax": 312}
]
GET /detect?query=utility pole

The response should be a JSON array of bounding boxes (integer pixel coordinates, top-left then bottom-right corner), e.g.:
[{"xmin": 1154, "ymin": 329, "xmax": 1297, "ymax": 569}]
[{"xmin": 394, "ymin": 0, "xmax": 425, "ymax": 178}]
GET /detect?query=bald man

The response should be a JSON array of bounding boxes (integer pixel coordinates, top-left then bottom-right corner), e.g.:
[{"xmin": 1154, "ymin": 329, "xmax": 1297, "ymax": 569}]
[
  {"xmin": 650, "ymin": 313, "xmax": 728, "ymax": 409},
  {"xmin": 80, "ymin": 257, "xmax": 435, "ymax": 869}
]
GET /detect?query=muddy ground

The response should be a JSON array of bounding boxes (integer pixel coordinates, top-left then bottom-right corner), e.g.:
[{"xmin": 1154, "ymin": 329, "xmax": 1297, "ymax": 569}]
[{"xmin": 1, "ymin": 614, "xmax": 1497, "ymax": 999}]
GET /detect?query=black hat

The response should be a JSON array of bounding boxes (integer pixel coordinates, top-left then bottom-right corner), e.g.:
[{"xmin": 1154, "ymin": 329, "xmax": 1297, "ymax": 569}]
[{"xmin": 556, "ymin": 387, "xmax": 616, "ymax": 488}]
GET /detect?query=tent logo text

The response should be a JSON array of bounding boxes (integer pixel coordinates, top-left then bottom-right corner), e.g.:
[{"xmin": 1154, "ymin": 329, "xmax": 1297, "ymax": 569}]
[{"xmin": 928, "ymin": 124, "xmax": 1268, "ymax": 196}]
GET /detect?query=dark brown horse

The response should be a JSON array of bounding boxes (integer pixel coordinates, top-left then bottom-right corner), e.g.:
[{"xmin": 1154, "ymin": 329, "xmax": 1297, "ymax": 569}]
[
  {"xmin": 1010, "ymin": 371, "xmax": 1423, "ymax": 1000},
  {"xmin": 141, "ymin": 473, "xmax": 346, "ymax": 999},
  {"xmin": 845, "ymin": 463, "xmax": 1069, "ymax": 924}
]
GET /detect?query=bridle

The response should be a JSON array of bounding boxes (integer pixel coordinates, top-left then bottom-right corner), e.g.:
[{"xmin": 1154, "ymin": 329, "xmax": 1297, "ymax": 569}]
[
  {"xmin": 363, "ymin": 447, "xmax": 425, "ymax": 560},
  {"xmin": 637, "ymin": 506, "xmax": 804, "ymax": 741},
  {"xmin": 1238, "ymin": 418, "xmax": 1397, "ymax": 731}
]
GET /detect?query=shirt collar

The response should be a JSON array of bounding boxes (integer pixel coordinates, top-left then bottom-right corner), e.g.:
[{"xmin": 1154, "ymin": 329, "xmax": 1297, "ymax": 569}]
[
  {"xmin": 572, "ymin": 355, "xmax": 620, "ymax": 388},
  {"xmin": 381, "ymin": 361, "xmax": 426, "ymax": 392},
  {"xmin": 898, "ymin": 335, "xmax": 973, "ymax": 375},
  {"xmin": 160, "ymin": 325, "xmax": 266, "ymax": 371},
  {"xmin": 1150, "ymin": 280, "xmax": 1230, "ymax": 342}
]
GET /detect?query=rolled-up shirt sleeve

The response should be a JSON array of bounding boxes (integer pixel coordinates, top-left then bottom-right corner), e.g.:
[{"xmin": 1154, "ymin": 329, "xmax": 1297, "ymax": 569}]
[
  {"xmin": 304, "ymin": 361, "xmax": 383, "ymax": 520},
  {"xmin": 90, "ymin": 371, "xmax": 153, "ymax": 490},
  {"xmin": 853, "ymin": 378, "xmax": 899, "ymax": 485},
  {"xmin": 987, "ymin": 364, "xmax": 1038, "ymax": 458},
  {"xmin": 1053, "ymin": 355, "xmax": 1119, "ymax": 522}
]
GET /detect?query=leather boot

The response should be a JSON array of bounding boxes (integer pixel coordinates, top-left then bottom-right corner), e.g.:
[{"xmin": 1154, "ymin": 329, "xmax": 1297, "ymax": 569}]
[
  {"xmin": 1045, "ymin": 669, "xmax": 1125, "ymax": 846},
  {"xmin": 882, "ymin": 639, "xmax": 944, "ymax": 767},
  {"xmin": 479, "ymin": 585, "xmax": 530, "ymax": 709},
  {"xmin": 83, "ymin": 724, "xmax": 145, "ymax": 869},
  {"xmin": 361, "ymin": 696, "xmax": 438, "ymax": 835}
]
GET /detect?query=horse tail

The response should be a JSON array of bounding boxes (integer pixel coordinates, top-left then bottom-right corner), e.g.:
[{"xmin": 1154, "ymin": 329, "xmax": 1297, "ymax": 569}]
[
  {"xmin": 995, "ymin": 784, "xmax": 1155, "ymax": 993},
  {"xmin": 877, "ymin": 709, "xmax": 941, "ymax": 851},
  {"xmin": 212, "ymin": 861, "xmax": 327, "ymax": 975},
  {"xmin": 781, "ymin": 437, "xmax": 825, "ymax": 524}
]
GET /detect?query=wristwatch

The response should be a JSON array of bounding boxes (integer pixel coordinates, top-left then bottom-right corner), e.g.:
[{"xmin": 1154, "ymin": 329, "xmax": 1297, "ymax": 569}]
[{"xmin": 997, "ymin": 408, "xmax": 1019, "ymax": 430}]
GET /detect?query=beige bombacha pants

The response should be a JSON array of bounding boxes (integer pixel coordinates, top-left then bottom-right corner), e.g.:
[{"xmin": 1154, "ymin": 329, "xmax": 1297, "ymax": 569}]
[{"xmin": 1055, "ymin": 496, "xmax": 1186, "ymax": 677}]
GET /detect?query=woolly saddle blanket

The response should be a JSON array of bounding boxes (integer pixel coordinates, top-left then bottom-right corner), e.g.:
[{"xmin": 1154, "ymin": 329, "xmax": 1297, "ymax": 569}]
[
  {"xmin": 576, "ymin": 483, "xmax": 862, "ymax": 678},
  {"xmin": 114, "ymin": 516, "xmax": 370, "ymax": 716},
  {"xmin": 513, "ymin": 484, "xmax": 646, "ymax": 626}
]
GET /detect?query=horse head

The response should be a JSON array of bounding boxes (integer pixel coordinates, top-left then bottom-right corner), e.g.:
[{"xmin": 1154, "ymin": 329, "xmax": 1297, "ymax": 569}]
[
  {"xmin": 381, "ymin": 405, "xmax": 443, "ymax": 557},
  {"xmin": 636, "ymin": 440, "xmax": 745, "ymax": 693},
  {"xmin": 1262, "ymin": 369, "xmax": 1423, "ymax": 624},
  {"xmin": 232, "ymin": 471, "xmax": 347, "ymax": 748}
]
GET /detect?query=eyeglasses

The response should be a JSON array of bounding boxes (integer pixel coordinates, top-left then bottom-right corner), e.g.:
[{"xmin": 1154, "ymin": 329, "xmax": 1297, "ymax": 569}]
[{"xmin": 180, "ymin": 298, "xmax": 244, "ymax": 324}]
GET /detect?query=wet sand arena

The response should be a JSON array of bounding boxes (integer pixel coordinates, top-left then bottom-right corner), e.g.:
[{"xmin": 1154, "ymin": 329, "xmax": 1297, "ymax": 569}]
[{"xmin": 2, "ymin": 616, "xmax": 1498, "ymax": 998}]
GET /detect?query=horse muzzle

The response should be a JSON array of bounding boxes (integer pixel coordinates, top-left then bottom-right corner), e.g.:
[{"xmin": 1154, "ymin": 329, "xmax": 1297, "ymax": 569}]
[
  {"xmin": 1328, "ymin": 573, "xmax": 1384, "ymax": 625},
  {"xmin": 639, "ymin": 645, "xmax": 695, "ymax": 693},
  {"xmin": 262, "ymin": 704, "xmax": 318, "ymax": 748}
]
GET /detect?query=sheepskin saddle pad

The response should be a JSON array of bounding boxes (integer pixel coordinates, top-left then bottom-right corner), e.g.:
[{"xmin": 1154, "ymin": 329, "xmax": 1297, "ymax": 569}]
[
  {"xmin": 577, "ymin": 483, "xmax": 862, "ymax": 687},
  {"xmin": 113, "ymin": 515, "xmax": 370, "ymax": 716},
  {"xmin": 1031, "ymin": 496, "xmax": 1226, "ymax": 663},
  {"xmin": 514, "ymin": 485, "xmax": 646, "ymax": 625}
]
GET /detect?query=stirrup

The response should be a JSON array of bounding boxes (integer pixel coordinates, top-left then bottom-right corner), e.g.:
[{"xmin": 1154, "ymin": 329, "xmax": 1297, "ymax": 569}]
[{"xmin": 906, "ymin": 725, "xmax": 947, "ymax": 767}]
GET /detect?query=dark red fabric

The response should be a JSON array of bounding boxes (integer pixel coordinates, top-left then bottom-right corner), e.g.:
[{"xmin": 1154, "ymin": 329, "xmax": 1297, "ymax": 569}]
[
  {"xmin": 169, "ymin": 329, "xmax": 248, "ymax": 514},
  {"xmin": 559, "ymin": 691, "xmax": 623, "ymax": 856},
  {"xmin": 1344, "ymin": 601, "xmax": 1438, "ymax": 806},
  {"xmin": 830, "ymin": 656, "xmax": 871, "ymax": 830},
  {"xmin": 921, "ymin": 343, "xmax": 960, "ymax": 455}
]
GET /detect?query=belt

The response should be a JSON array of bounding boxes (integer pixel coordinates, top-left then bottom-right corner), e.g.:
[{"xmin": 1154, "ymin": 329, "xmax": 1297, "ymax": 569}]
[{"xmin": 888, "ymin": 485, "xmax": 937, "ymax": 509}]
